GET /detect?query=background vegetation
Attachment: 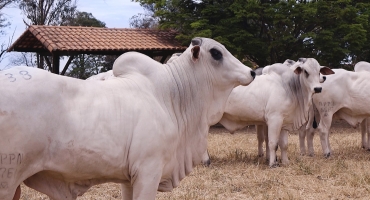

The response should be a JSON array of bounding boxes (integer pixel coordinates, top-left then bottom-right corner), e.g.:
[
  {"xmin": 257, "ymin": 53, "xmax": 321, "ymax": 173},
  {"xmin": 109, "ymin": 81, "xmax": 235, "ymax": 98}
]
[
  {"xmin": 1, "ymin": 0, "xmax": 370, "ymax": 73},
  {"xmin": 132, "ymin": 0, "xmax": 370, "ymax": 69}
]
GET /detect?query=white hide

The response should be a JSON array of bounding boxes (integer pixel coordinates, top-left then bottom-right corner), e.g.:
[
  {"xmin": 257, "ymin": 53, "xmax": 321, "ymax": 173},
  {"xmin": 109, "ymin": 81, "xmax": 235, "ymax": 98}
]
[
  {"xmin": 0, "ymin": 37, "xmax": 255, "ymax": 200},
  {"xmin": 86, "ymin": 70, "xmax": 114, "ymax": 81},
  {"xmin": 219, "ymin": 58, "xmax": 334, "ymax": 167},
  {"xmin": 300, "ymin": 69, "xmax": 370, "ymax": 157}
]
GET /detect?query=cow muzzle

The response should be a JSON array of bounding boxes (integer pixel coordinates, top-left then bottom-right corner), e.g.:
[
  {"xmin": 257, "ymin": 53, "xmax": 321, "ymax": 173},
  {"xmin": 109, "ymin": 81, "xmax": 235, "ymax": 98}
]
[{"xmin": 314, "ymin": 87, "xmax": 322, "ymax": 93}]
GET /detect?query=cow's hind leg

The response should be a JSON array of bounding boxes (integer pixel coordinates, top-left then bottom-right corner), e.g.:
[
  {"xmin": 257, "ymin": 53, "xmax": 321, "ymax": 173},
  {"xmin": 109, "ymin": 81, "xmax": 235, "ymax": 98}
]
[
  {"xmin": 278, "ymin": 130, "xmax": 289, "ymax": 165},
  {"xmin": 317, "ymin": 116, "xmax": 333, "ymax": 157},
  {"xmin": 361, "ymin": 119, "xmax": 367, "ymax": 149},
  {"xmin": 256, "ymin": 125, "xmax": 265, "ymax": 157}
]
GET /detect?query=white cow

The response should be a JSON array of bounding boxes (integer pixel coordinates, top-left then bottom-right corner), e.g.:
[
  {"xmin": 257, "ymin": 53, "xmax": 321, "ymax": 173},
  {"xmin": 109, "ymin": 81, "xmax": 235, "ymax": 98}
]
[
  {"xmin": 300, "ymin": 62, "xmax": 370, "ymax": 157},
  {"xmin": 219, "ymin": 58, "xmax": 334, "ymax": 167},
  {"xmin": 0, "ymin": 37, "xmax": 255, "ymax": 200},
  {"xmin": 87, "ymin": 55, "xmax": 212, "ymax": 167},
  {"xmin": 354, "ymin": 61, "xmax": 370, "ymax": 149},
  {"xmin": 252, "ymin": 60, "xmax": 295, "ymax": 158}
]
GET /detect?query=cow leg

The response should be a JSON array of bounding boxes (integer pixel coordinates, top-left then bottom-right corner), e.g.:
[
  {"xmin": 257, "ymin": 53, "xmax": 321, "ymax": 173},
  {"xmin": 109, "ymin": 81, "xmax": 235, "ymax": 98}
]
[
  {"xmin": 367, "ymin": 118, "xmax": 370, "ymax": 151},
  {"xmin": 263, "ymin": 125, "xmax": 269, "ymax": 159},
  {"xmin": 201, "ymin": 150, "xmax": 211, "ymax": 167},
  {"xmin": 306, "ymin": 127, "xmax": 315, "ymax": 156},
  {"xmin": 298, "ymin": 126, "xmax": 307, "ymax": 155},
  {"xmin": 256, "ymin": 125, "xmax": 265, "ymax": 157},
  {"xmin": 121, "ymin": 182, "xmax": 133, "ymax": 200},
  {"xmin": 267, "ymin": 118, "xmax": 283, "ymax": 167},
  {"xmin": 0, "ymin": 184, "xmax": 19, "ymax": 200},
  {"xmin": 360, "ymin": 119, "xmax": 367, "ymax": 149},
  {"xmin": 317, "ymin": 116, "xmax": 333, "ymax": 157},
  {"xmin": 278, "ymin": 130, "xmax": 289, "ymax": 165},
  {"xmin": 12, "ymin": 185, "xmax": 21, "ymax": 200},
  {"xmin": 132, "ymin": 169, "xmax": 162, "ymax": 200}
]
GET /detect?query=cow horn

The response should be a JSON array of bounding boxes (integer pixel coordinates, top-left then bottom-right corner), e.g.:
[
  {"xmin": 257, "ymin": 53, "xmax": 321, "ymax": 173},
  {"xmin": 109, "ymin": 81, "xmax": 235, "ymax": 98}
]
[{"xmin": 191, "ymin": 38, "xmax": 202, "ymax": 46}]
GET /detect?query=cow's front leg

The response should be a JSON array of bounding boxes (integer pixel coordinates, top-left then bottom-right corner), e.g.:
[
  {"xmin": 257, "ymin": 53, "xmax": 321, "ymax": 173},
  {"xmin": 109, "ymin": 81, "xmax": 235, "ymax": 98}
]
[
  {"xmin": 267, "ymin": 118, "xmax": 283, "ymax": 167},
  {"xmin": 132, "ymin": 167, "xmax": 162, "ymax": 200},
  {"xmin": 278, "ymin": 130, "xmax": 289, "ymax": 165},
  {"xmin": 121, "ymin": 182, "xmax": 133, "ymax": 200},
  {"xmin": 13, "ymin": 185, "xmax": 21, "ymax": 200},
  {"xmin": 298, "ymin": 126, "xmax": 307, "ymax": 155}
]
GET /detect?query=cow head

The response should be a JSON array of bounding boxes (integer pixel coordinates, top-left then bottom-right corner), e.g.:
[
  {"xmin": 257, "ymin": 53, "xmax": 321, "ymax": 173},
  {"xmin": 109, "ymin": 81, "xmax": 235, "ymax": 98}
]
[
  {"xmin": 291, "ymin": 58, "xmax": 334, "ymax": 94},
  {"xmin": 189, "ymin": 37, "xmax": 255, "ymax": 88}
]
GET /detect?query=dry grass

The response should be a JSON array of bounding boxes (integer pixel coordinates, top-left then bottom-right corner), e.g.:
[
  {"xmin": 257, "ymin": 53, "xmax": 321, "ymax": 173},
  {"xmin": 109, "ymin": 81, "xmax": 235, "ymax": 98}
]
[{"xmin": 20, "ymin": 120, "xmax": 370, "ymax": 200}]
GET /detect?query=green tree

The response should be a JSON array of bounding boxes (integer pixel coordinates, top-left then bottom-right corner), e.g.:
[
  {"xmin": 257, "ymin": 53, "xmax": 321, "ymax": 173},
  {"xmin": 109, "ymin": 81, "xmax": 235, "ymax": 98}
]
[
  {"xmin": 16, "ymin": 0, "xmax": 77, "ymax": 69},
  {"xmin": 0, "ymin": 0, "xmax": 17, "ymax": 63},
  {"xmin": 65, "ymin": 11, "xmax": 108, "ymax": 79},
  {"xmin": 134, "ymin": 0, "xmax": 370, "ymax": 68}
]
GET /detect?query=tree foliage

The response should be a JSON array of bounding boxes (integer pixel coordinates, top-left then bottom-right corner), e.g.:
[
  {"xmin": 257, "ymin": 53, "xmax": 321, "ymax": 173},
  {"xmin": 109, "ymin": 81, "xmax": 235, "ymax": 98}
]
[
  {"xmin": 134, "ymin": 0, "xmax": 370, "ymax": 68},
  {"xmin": 65, "ymin": 11, "xmax": 108, "ymax": 79},
  {"xmin": 19, "ymin": 0, "xmax": 77, "ymax": 26},
  {"xmin": 15, "ymin": 0, "xmax": 77, "ymax": 69}
]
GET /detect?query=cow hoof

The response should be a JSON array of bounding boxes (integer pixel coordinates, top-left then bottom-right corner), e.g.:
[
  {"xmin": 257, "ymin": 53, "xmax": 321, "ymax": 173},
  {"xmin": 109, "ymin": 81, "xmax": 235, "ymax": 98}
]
[
  {"xmin": 324, "ymin": 152, "xmax": 331, "ymax": 158},
  {"xmin": 258, "ymin": 154, "xmax": 264, "ymax": 157},
  {"xmin": 269, "ymin": 163, "xmax": 280, "ymax": 168},
  {"xmin": 203, "ymin": 160, "xmax": 211, "ymax": 167},
  {"xmin": 366, "ymin": 149, "xmax": 370, "ymax": 152}
]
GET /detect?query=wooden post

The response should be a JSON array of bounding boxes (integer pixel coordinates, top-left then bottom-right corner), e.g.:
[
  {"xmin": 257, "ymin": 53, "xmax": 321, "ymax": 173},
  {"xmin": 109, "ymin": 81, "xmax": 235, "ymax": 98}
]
[
  {"xmin": 52, "ymin": 53, "xmax": 60, "ymax": 74},
  {"xmin": 61, "ymin": 55, "xmax": 75, "ymax": 75}
]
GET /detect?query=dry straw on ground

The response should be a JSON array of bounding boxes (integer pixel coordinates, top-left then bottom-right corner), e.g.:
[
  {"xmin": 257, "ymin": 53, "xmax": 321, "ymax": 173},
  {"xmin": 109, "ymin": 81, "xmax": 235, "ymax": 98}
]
[{"xmin": 20, "ymin": 120, "xmax": 370, "ymax": 199}]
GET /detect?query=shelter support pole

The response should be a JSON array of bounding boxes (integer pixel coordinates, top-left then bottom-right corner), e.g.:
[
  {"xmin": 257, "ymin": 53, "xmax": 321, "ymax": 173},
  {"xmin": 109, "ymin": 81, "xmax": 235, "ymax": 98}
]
[
  {"xmin": 61, "ymin": 55, "xmax": 75, "ymax": 75},
  {"xmin": 52, "ymin": 53, "xmax": 60, "ymax": 74},
  {"xmin": 43, "ymin": 56, "xmax": 52, "ymax": 71},
  {"xmin": 160, "ymin": 54, "xmax": 170, "ymax": 63}
]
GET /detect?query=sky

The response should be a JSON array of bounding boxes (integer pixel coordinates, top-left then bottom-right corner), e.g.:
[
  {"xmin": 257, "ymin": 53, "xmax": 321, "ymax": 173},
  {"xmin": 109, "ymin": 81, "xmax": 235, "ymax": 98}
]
[{"xmin": 0, "ymin": 0, "xmax": 144, "ymax": 69}]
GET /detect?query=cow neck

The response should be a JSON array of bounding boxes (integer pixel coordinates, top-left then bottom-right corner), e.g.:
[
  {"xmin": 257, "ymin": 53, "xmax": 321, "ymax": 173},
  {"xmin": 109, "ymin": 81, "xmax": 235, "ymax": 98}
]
[
  {"xmin": 285, "ymin": 72, "xmax": 311, "ymax": 130},
  {"xmin": 159, "ymin": 57, "xmax": 215, "ymax": 190}
]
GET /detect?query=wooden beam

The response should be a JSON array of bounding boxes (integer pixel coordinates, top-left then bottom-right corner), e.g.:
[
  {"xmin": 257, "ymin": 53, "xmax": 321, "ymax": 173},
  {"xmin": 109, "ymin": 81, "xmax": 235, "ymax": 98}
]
[
  {"xmin": 52, "ymin": 53, "xmax": 60, "ymax": 74},
  {"xmin": 160, "ymin": 55, "xmax": 170, "ymax": 63},
  {"xmin": 61, "ymin": 55, "xmax": 75, "ymax": 75},
  {"xmin": 43, "ymin": 56, "xmax": 52, "ymax": 71}
]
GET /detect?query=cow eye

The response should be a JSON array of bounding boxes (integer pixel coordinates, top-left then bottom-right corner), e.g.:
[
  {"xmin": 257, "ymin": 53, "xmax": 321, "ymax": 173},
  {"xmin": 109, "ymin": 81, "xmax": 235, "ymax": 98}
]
[
  {"xmin": 304, "ymin": 70, "xmax": 309, "ymax": 78},
  {"xmin": 210, "ymin": 48, "xmax": 223, "ymax": 60}
]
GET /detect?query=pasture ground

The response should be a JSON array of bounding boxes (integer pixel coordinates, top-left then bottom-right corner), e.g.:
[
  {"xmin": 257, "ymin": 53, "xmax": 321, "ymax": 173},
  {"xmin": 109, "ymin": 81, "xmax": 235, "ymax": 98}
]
[{"xmin": 20, "ymin": 120, "xmax": 370, "ymax": 199}]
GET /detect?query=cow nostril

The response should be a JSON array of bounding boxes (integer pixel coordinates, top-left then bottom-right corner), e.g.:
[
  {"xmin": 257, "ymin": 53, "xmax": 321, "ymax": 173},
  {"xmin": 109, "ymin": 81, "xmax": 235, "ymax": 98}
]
[
  {"xmin": 314, "ymin": 87, "xmax": 322, "ymax": 93},
  {"xmin": 251, "ymin": 71, "xmax": 256, "ymax": 79}
]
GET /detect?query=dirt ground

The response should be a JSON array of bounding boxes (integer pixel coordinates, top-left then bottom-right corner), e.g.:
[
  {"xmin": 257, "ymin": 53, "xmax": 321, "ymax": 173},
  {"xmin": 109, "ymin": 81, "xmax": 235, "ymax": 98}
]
[{"xmin": 20, "ymin": 120, "xmax": 370, "ymax": 199}]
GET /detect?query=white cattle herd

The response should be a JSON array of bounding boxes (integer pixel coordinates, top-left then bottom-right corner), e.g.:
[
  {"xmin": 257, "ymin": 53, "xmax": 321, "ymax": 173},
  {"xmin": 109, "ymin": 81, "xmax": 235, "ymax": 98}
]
[{"xmin": 1, "ymin": 37, "xmax": 370, "ymax": 199}]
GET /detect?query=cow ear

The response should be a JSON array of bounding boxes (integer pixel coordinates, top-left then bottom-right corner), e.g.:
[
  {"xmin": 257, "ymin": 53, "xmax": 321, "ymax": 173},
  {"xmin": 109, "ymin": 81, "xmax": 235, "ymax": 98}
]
[
  {"xmin": 191, "ymin": 45, "xmax": 200, "ymax": 61},
  {"xmin": 294, "ymin": 66, "xmax": 302, "ymax": 75},
  {"xmin": 320, "ymin": 66, "xmax": 335, "ymax": 75}
]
